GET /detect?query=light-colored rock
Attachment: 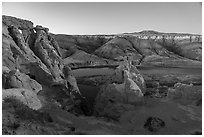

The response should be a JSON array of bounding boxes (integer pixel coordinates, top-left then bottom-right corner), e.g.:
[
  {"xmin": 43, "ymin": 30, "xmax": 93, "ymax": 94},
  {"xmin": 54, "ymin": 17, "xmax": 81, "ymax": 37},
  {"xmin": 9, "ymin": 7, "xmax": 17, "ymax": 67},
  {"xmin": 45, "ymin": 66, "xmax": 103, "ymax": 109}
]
[
  {"xmin": 2, "ymin": 66, "xmax": 11, "ymax": 73},
  {"xmin": 66, "ymin": 75, "xmax": 80, "ymax": 94},
  {"xmin": 113, "ymin": 58, "xmax": 146, "ymax": 94},
  {"xmin": 125, "ymin": 76, "xmax": 144, "ymax": 104},
  {"xmin": 94, "ymin": 59, "xmax": 145, "ymax": 120},
  {"xmin": 2, "ymin": 88, "xmax": 42, "ymax": 110}
]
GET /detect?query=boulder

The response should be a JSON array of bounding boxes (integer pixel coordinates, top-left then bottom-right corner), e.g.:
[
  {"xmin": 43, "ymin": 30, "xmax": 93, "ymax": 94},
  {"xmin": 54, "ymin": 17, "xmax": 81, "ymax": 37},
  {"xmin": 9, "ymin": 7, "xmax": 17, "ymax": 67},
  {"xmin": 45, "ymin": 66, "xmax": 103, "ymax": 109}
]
[
  {"xmin": 144, "ymin": 116, "xmax": 166, "ymax": 132},
  {"xmin": 2, "ymin": 88, "xmax": 42, "ymax": 110}
]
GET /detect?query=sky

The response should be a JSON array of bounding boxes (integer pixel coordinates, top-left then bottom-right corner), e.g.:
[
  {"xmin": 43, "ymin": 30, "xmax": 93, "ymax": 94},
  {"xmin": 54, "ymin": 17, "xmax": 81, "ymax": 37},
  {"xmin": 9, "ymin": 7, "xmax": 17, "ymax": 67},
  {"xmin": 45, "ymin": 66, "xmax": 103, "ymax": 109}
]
[{"xmin": 2, "ymin": 2, "xmax": 202, "ymax": 35}]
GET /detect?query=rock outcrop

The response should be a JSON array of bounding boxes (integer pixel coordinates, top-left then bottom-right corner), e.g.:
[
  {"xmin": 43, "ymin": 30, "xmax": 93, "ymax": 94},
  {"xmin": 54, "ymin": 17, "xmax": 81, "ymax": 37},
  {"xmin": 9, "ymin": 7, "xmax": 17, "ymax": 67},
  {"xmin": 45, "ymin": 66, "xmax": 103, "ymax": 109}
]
[
  {"xmin": 2, "ymin": 88, "xmax": 42, "ymax": 110},
  {"xmin": 3, "ymin": 69, "xmax": 42, "ymax": 93},
  {"xmin": 3, "ymin": 23, "xmax": 54, "ymax": 85},
  {"xmin": 94, "ymin": 58, "xmax": 146, "ymax": 120},
  {"xmin": 167, "ymin": 83, "xmax": 202, "ymax": 105},
  {"xmin": 32, "ymin": 25, "xmax": 64, "ymax": 82},
  {"xmin": 3, "ymin": 16, "xmax": 66, "ymax": 85},
  {"xmin": 2, "ymin": 15, "xmax": 87, "ymax": 115}
]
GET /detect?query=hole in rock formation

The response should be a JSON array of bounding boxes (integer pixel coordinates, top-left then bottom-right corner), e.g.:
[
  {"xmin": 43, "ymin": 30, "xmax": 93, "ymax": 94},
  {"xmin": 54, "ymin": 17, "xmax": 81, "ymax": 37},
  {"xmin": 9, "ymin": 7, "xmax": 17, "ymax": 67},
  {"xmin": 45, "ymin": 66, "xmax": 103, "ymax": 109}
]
[{"xmin": 27, "ymin": 73, "xmax": 36, "ymax": 80}]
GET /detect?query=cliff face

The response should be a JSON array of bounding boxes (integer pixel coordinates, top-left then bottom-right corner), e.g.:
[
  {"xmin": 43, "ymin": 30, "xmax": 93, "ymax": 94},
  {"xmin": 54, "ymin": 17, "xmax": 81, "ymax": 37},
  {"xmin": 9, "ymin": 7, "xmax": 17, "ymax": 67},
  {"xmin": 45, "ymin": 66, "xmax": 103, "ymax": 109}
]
[
  {"xmin": 2, "ymin": 15, "xmax": 89, "ymax": 115},
  {"xmin": 54, "ymin": 31, "xmax": 202, "ymax": 68}
]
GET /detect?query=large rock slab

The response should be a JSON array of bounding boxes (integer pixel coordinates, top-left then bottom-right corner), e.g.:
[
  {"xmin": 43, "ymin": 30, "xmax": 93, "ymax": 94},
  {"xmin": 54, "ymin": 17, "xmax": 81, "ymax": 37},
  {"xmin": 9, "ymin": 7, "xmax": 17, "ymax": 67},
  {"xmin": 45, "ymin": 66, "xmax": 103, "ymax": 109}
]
[
  {"xmin": 32, "ymin": 25, "xmax": 64, "ymax": 82},
  {"xmin": 2, "ymin": 88, "xmax": 42, "ymax": 110},
  {"xmin": 124, "ymin": 71, "xmax": 144, "ymax": 103},
  {"xmin": 3, "ymin": 69, "xmax": 42, "ymax": 93}
]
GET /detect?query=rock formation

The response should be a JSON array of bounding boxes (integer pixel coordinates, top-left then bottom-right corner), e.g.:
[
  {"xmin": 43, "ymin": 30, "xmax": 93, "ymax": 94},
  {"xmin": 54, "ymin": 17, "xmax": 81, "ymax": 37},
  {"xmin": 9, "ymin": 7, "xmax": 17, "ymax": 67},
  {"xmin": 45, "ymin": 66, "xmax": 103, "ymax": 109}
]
[
  {"xmin": 168, "ymin": 83, "xmax": 202, "ymax": 105},
  {"xmin": 2, "ymin": 15, "xmax": 202, "ymax": 135},
  {"xmin": 3, "ymin": 69, "xmax": 42, "ymax": 93},
  {"xmin": 32, "ymin": 25, "xmax": 64, "ymax": 82},
  {"xmin": 2, "ymin": 15, "xmax": 87, "ymax": 115},
  {"xmin": 54, "ymin": 31, "xmax": 202, "ymax": 68},
  {"xmin": 94, "ymin": 58, "xmax": 146, "ymax": 120},
  {"xmin": 2, "ymin": 88, "xmax": 42, "ymax": 110}
]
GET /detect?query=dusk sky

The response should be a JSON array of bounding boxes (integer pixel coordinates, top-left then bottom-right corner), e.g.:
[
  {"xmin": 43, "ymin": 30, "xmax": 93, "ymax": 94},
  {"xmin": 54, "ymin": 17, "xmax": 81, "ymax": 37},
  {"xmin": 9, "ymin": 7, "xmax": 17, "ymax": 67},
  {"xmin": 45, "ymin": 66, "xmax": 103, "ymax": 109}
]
[{"xmin": 2, "ymin": 2, "xmax": 202, "ymax": 35}]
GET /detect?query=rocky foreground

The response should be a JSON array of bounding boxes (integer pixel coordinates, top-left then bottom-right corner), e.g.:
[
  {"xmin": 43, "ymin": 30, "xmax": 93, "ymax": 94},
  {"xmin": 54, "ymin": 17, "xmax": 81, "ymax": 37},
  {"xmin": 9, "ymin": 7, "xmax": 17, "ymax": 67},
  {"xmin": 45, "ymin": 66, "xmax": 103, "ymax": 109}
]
[{"xmin": 2, "ymin": 15, "xmax": 202, "ymax": 135}]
